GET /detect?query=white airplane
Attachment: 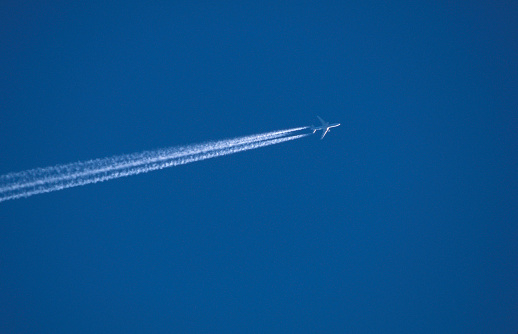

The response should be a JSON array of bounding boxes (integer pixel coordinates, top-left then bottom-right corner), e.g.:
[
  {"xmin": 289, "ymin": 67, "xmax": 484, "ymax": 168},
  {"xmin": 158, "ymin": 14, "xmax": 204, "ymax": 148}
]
[{"xmin": 310, "ymin": 116, "xmax": 340, "ymax": 139}]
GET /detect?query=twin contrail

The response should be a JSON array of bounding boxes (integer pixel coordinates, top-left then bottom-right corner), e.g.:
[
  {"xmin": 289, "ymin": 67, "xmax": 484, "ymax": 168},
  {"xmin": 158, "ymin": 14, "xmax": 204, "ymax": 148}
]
[{"xmin": 0, "ymin": 127, "xmax": 309, "ymax": 202}]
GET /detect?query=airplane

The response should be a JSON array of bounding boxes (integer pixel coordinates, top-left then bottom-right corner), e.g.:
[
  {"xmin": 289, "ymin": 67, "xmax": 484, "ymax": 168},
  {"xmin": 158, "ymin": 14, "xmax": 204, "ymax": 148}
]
[{"xmin": 310, "ymin": 116, "xmax": 340, "ymax": 139}]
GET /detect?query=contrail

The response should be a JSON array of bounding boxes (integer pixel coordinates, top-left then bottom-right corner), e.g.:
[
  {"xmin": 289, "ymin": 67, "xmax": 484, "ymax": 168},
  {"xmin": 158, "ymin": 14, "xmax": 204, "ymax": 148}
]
[
  {"xmin": 0, "ymin": 126, "xmax": 306, "ymax": 192},
  {"xmin": 0, "ymin": 127, "xmax": 309, "ymax": 202}
]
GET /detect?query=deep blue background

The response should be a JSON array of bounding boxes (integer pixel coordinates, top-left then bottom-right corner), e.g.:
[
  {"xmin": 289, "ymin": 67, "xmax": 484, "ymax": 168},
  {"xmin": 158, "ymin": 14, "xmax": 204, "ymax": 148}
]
[{"xmin": 1, "ymin": 1, "xmax": 517, "ymax": 332}]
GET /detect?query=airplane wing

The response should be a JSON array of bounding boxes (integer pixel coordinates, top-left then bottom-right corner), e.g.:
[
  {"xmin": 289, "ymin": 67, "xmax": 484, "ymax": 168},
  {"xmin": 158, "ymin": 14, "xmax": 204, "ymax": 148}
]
[
  {"xmin": 320, "ymin": 128, "xmax": 329, "ymax": 139},
  {"xmin": 317, "ymin": 116, "xmax": 326, "ymax": 126}
]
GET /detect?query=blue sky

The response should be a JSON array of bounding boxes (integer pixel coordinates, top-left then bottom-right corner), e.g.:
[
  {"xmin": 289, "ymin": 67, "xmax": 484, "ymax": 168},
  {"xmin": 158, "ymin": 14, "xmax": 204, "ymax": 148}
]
[{"xmin": 1, "ymin": 1, "xmax": 517, "ymax": 333}]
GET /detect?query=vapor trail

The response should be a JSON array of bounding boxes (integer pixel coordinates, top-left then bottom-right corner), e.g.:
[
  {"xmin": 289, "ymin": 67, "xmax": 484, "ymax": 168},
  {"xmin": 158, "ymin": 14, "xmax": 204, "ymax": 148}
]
[
  {"xmin": 0, "ymin": 126, "xmax": 306, "ymax": 192},
  {"xmin": 0, "ymin": 128, "xmax": 308, "ymax": 202}
]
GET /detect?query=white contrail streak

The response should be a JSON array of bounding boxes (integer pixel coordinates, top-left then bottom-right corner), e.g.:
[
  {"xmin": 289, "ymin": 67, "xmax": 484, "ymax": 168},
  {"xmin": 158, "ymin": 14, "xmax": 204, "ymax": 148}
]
[
  {"xmin": 0, "ymin": 128, "xmax": 308, "ymax": 202},
  {"xmin": 0, "ymin": 126, "xmax": 306, "ymax": 192}
]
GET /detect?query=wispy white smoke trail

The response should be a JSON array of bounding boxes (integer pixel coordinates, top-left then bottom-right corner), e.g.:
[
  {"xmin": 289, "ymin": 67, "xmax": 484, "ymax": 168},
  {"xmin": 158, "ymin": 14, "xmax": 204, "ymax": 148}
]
[
  {"xmin": 0, "ymin": 128, "xmax": 308, "ymax": 202},
  {"xmin": 0, "ymin": 126, "xmax": 307, "ymax": 192}
]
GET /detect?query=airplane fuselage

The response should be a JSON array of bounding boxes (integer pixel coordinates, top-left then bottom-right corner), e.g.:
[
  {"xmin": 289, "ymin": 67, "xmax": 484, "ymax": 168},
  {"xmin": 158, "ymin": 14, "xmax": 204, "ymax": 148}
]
[{"xmin": 311, "ymin": 123, "xmax": 340, "ymax": 131}]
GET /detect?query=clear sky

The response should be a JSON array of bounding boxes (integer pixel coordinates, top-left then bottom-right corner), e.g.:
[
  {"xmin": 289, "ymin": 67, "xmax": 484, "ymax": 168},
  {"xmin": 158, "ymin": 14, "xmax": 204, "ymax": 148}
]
[{"xmin": 1, "ymin": 1, "xmax": 517, "ymax": 333}]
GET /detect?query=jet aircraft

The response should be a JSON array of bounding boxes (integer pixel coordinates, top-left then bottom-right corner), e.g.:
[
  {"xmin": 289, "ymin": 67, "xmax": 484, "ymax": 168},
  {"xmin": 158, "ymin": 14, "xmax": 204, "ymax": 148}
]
[{"xmin": 310, "ymin": 116, "xmax": 340, "ymax": 139}]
